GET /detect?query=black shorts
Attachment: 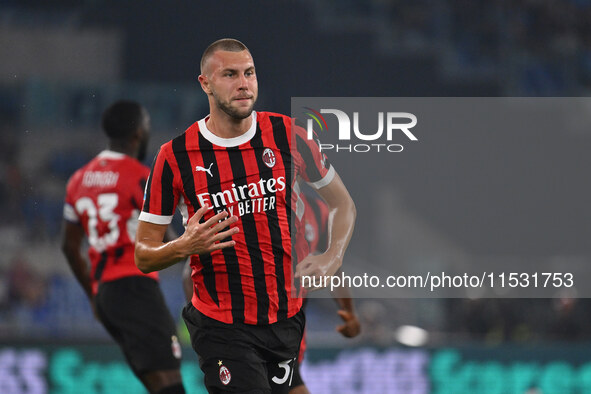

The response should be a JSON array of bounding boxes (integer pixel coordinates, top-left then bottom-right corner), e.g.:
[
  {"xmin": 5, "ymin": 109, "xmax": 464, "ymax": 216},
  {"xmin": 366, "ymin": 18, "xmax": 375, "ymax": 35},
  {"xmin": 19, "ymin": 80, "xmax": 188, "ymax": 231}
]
[
  {"xmin": 182, "ymin": 303, "xmax": 305, "ymax": 394},
  {"xmin": 95, "ymin": 276, "xmax": 182, "ymax": 376},
  {"xmin": 290, "ymin": 299, "xmax": 307, "ymax": 389},
  {"xmin": 290, "ymin": 360, "xmax": 304, "ymax": 389}
]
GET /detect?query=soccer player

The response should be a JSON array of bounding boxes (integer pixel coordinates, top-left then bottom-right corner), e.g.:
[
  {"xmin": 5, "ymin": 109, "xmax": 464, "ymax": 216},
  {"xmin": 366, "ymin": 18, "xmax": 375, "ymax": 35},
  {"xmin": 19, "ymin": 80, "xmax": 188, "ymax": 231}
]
[
  {"xmin": 289, "ymin": 193, "xmax": 361, "ymax": 394},
  {"xmin": 61, "ymin": 100, "xmax": 186, "ymax": 394},
  {"xmin": 135, "ymin": 38, "xmax": 356, "ymax": 393}
]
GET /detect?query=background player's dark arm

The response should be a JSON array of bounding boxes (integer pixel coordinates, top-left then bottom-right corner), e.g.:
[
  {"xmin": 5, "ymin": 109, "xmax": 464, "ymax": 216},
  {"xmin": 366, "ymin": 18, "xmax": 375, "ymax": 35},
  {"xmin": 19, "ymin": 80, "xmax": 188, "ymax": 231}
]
[
  {"xmin": 60, "ymin": 220, "xmax": 93, "ymax": 300},
  {"xmin": 331, "ymin": 278, "xmax": 354, "ymax": 310},
  {"xmin": 331, "ymin": 283, "xmax": 361, "ymax": 338}
]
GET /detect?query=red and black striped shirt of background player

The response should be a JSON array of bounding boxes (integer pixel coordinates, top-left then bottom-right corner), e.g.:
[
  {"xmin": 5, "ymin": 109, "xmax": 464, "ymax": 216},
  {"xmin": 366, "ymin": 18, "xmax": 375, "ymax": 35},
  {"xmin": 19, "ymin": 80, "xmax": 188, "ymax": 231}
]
[
  {"xmin": 297, "ymin": 192, "xmax": 330, "ymax": 362},
  {"xmin": 301, "ymin": 193, "xmax": 330, "ymax": 255},
  {"xmin": 64, "ymin": 151, "xmax": 158, "ymax": 295},
  {"xmin": 140, "ymin": 111, "xmax": 332, "ymax": 325}
]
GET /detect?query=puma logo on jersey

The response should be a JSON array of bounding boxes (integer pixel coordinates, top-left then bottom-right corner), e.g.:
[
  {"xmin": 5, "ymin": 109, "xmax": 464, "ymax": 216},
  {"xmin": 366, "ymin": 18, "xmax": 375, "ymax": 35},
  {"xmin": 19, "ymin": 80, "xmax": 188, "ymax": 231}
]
[{"xmin": 195, "ymin": 163, "xmax": 214, "ymax": 177}]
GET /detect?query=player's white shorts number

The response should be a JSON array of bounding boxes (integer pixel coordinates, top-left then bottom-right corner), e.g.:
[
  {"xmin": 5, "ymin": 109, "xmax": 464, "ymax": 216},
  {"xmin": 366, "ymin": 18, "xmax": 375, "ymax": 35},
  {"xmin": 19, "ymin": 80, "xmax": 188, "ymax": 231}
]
[{"xmin": 271, "ymin": 358, "xmax": 296, "ymax": 386}]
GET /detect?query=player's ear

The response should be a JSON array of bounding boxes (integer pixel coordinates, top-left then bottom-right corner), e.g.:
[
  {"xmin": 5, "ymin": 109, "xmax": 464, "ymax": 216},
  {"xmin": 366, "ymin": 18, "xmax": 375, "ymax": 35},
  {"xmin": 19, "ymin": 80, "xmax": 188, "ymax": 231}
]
[
  {"xmin": 198, "ymin": 74, "xmax": 211, "ymax": 94},
  {"xmin": 131, "ymin": 126, "xmax": 146, "ymax": 146},
  {"xmin": 132, "ymin": 126, "xmax": 142, "ymax": 140}
]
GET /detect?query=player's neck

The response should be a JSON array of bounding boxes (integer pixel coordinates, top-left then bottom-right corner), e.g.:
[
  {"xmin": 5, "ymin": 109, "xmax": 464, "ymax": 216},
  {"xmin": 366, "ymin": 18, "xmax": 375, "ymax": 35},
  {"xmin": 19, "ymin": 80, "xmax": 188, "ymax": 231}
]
[
  {"xmin": 207, "ymin": 108, "xmax": 253, "ymax": 139},
  {"xmin": 108, "ymin": 142, "xmax": 135, "ymax": 158}
]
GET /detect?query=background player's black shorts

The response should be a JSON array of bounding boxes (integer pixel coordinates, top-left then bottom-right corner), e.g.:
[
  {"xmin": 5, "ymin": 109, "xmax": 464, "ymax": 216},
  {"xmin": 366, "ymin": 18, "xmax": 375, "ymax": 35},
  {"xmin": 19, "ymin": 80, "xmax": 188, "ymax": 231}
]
[
  {"xmin": 182, "ymin": 303, "xmax": 305, "ymax": 394},
  {"xmin": 95, "ymin": 276, "xmax": 181, "ymax": 376}
]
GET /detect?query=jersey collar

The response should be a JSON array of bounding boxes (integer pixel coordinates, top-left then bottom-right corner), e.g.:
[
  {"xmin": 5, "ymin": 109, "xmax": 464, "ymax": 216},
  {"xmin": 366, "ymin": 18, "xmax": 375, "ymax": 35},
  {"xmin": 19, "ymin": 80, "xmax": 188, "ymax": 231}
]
[
  {"xmin": 197, "ymin": 111, "xmax": 257, "ymax": 147},
  {"xmin": 97, "ymin": 150, "xmax": 126, "ymax": 159}
]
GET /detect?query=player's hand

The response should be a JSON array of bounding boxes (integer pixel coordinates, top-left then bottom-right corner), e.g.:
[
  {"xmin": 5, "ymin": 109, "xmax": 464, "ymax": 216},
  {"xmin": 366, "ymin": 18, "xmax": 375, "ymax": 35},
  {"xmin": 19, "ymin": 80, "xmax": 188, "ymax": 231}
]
[
  {"xmin": 295, "ymin": 253, "xmax": 341, "ymax": 291},
  {"xmin": 336, "ymin": 310, "xmax": 361, "ymax": 338},
  {"xmin": 180, "ymin": 205, "xmax": 239, "ymax": 256}
]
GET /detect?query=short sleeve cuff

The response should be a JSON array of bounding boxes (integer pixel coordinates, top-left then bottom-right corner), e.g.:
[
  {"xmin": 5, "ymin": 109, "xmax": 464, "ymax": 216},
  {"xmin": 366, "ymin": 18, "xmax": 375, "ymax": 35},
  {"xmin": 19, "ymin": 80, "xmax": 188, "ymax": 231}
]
[
  {"xmin": 307, "ymin": 165, "xmax": 335, "ymax": 190},
  {"xmin": 63, "ymin": 204, "xmax": 79, "ymax": 223},
  {"xmin": 138, "ymin": 211, "xmax": 174, "ymax": 225}
]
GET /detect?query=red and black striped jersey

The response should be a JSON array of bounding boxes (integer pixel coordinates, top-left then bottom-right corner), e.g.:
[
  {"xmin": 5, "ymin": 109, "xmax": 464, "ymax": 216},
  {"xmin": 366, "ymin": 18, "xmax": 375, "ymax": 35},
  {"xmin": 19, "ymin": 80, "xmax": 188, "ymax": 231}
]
[
  {"xmin": 64, "ymin": 150, "xmax": 158, "ymax": 295},
  {"xmin": 140, "ymin": 111, "xmax": 333, "ymax": 325},
  {"xmin": 301, "ymin": 193, "xmax": 330, "ymax": 255},
  {"xmin": 298, "ymin": 193, "xmax": 330, "ymax": 362}
]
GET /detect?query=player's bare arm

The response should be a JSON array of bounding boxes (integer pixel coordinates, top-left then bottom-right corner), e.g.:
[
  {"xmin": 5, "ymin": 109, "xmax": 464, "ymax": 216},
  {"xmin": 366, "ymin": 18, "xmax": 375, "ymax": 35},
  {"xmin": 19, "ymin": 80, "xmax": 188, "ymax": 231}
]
[
  {"xmin": 327, "ymin": 270, "xmax": 361, "ymax": 337},
  {"xmin": 135, "ymin": 205, "xmax": 239, "ymax": 273},
  {"xmin": 61, "ymin": 219, "xmax": 97, "ymax": 317},
  {"xmin": 296, "ymin": 172, "xmax": 356, "ymax": 286},
  {"xmin": 61, "ymin": 220, "xmax": 93, "ymax": 299},
  {"xmin": 334, "ymin": 297, "xmax": 361, "ymax": 338}
]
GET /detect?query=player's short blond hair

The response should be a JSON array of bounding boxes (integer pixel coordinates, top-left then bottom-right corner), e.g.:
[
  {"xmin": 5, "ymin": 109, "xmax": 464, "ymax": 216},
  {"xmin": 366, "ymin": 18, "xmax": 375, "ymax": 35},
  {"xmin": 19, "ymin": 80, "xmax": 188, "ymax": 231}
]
[{"xmin": 200, "ymin": 38, "xmax": 250, "ymax": 74}]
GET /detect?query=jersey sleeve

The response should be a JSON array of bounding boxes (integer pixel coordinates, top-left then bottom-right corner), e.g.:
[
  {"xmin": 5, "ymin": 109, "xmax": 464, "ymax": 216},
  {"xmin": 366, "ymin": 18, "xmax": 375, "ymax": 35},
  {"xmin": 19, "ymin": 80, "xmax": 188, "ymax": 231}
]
[
  {"xmin": 139, "ymin": 146, "xmax": 180, "ymax": 225},
  {"xmin": 133, "ymin": 165, "xmax": 150, "ymax": 210},
  {"xmin": 63, "ymin": 175, "xmax": 80, "ymax": 223},
  {"xmin": 294, "ymin": 125, "xmax": 335, "ymax": 189}
]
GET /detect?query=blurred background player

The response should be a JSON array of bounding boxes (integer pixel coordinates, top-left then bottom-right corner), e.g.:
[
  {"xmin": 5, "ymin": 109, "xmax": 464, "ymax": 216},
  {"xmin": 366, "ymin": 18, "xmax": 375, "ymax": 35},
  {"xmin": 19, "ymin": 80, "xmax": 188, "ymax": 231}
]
[
  {"xmin": 289, "ymin": 192, "xmax": 361, "ymax": 394},
  {"xmin": 61, "ymin": 100, "xmax": 186, "ymax": 394}
]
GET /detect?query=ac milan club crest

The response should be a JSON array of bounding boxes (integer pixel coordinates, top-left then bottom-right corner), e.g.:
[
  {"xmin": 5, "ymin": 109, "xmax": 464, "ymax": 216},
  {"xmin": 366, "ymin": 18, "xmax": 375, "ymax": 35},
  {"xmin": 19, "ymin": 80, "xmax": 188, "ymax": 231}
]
[
  {"xmin": 219, "ymin": 364, "xmax": 231, "ymax": 385},
  {"xmin": 262, "ymin": 148, "xmax": 276, "ymax": 168}
]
